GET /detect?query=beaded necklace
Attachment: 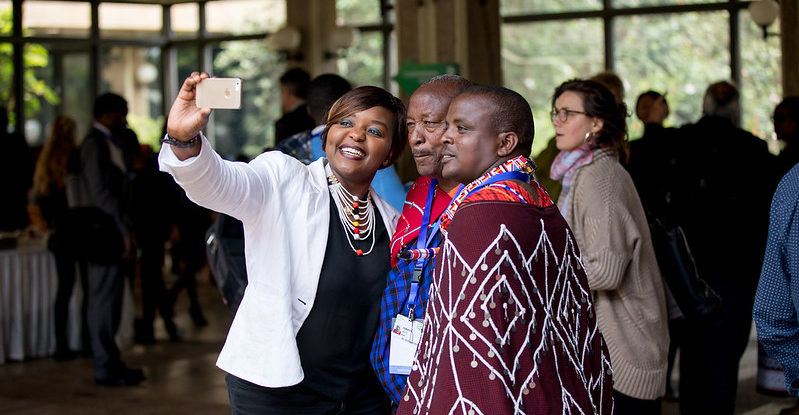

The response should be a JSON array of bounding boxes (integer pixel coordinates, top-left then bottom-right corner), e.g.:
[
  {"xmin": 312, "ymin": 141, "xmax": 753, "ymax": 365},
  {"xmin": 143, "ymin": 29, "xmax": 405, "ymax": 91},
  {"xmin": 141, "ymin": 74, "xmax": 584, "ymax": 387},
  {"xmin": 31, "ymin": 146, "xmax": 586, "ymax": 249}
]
[
  {"xmin": 442, "ymin": 156, "xmax": 533, "ymax": 224},
  {"xmin": 326, "ymin": 164, "xmax": 376, "ymax": 256}
]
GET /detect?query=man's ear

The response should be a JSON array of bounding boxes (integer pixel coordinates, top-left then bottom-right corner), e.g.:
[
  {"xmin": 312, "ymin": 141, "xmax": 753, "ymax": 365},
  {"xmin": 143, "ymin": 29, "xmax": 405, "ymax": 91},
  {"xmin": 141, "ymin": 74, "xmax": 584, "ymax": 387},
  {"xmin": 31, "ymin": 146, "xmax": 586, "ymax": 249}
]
[{"xmin": 496, "ymin": 132, "xmax": 519, "ymax": 157}]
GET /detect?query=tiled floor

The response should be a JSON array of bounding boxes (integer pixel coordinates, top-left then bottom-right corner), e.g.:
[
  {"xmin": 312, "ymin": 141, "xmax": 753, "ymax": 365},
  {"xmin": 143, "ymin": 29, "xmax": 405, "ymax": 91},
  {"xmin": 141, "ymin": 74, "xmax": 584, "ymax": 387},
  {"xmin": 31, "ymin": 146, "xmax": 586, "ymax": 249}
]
[{"xmin": 0, "ymin": 271, "xmax": 796, "ymax": 415}]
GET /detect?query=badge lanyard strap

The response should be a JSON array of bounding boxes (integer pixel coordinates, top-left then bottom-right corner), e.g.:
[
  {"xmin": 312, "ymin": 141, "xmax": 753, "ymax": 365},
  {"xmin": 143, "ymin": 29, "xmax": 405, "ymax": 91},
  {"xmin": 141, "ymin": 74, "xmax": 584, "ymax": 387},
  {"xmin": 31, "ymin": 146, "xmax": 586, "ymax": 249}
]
[
  {"xmin": 405, "ymin": 179, "xmax": 438, "ymax": 320},
  {"xmin": 403, "ymin": 171, "xmax": 528, "ymax": 320}
]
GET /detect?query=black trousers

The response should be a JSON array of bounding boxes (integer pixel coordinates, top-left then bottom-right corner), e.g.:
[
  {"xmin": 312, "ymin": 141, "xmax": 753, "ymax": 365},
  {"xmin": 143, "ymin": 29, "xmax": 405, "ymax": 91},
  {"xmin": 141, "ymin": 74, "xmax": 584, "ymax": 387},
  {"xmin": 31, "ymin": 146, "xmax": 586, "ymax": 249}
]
[
  {"xmin": 226, "ymin": 374, "xmax": 390, "ymax": 415},
  {"xmin": 613, "ymin": 390, "xmax": 661, "ymax": 415},
  {"xmin": 679, "ymin": 280, "xmax": 755, "ymax": 415},
  {"xmin": 53, "ymin": 249, "xmax": 88, "ymax": 353}
]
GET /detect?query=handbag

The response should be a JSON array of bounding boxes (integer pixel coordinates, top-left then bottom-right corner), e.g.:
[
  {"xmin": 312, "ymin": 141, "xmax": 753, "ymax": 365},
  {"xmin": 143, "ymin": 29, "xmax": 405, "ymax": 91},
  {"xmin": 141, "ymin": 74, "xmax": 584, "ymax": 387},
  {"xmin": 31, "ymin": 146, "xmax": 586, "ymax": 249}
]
[
  {"xmin": 648, "ymin": 217, "xmax": 721, "ymax": 319},
  {"xmin": 50, "ymin": 206, "xmax": 124, "ymax": 264},
  {"xmin": 205, "ymin": 213, "xmax": 248, "ymax": 312}
]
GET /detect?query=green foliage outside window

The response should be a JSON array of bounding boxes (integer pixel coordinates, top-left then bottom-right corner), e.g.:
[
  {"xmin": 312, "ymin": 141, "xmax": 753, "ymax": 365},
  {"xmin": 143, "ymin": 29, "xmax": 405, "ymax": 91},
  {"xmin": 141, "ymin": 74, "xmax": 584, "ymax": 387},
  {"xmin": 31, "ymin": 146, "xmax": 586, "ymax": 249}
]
[{"xmin": 0, "ymin": 8, "xmax": 59, "ymax": 130}]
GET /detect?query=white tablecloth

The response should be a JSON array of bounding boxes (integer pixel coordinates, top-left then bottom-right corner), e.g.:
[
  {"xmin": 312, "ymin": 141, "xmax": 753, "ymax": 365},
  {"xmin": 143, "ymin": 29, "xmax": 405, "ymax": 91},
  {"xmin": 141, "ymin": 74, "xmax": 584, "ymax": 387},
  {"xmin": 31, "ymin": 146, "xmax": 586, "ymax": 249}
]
[
  {"xmin": 0, "ymin": 238, "xmax": 134, "ymax": 364},
  {"xmin": 0, "ymin": 239, "xmax": 58, "ymax": 363}
]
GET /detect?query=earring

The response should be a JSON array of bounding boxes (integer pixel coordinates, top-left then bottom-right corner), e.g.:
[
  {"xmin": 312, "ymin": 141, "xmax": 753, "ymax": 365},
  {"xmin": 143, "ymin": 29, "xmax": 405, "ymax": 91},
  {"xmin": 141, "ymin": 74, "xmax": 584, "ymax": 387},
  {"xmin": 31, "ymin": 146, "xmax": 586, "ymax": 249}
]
[{"xmin": 584, "ymin": 131, "xmax": 593, "ymax": 143}]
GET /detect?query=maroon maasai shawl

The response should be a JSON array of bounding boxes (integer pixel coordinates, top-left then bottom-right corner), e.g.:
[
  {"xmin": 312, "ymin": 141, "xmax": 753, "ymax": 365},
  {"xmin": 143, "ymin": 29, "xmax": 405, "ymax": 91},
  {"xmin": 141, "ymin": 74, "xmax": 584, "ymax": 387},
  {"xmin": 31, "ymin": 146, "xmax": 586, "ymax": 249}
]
[
  {"xmin": 389, "ymin": 176, "xmax": 452, "ymax": 268},
  {"xmin": 396, "ymin": 178, "xmax": 615, "ymax": 415}
]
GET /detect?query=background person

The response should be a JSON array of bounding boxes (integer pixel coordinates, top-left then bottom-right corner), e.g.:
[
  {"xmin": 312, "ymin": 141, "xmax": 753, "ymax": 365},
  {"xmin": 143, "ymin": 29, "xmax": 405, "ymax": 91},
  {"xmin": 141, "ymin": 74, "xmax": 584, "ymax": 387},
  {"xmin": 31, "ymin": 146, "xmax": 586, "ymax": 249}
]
[
  {"xmin": 160, "ymin": 72, "xmax": 405, "ymax": 414},
  {"xmin": 31, "ymin": 115, "xmax": 86, "ymax": 360},
  {"xmin": 274, "ymin": 67, "xmax": 315, "ymax": 144},
  {"xmin": 671, "ymin": 80, "xmax": 776, "ymax": 415},
  {"xmin": 550, "ymin": 79, "xmax": 669, "ymax": 414},
  {"xmin": 78, "ymin": 93, "xmax": 143, "ymax": 386}
]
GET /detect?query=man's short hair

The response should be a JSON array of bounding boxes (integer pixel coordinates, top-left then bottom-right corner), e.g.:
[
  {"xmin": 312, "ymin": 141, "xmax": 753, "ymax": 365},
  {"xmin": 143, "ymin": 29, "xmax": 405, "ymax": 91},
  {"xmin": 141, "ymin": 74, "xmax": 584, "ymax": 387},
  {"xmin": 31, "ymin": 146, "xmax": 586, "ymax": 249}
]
[
  {"xmin": 93, "ymin": 93, "xmax": 128, "ymax": 119},
  {"xmin": 307, "ymin": 74, "xmax": 352, "ymax": 125},
  {"xmin": 420, "ymin": 74, "xmax": 472, "ymax": 92},
  {"xmin": 279, "ymin": 68, "xmax": 311, "ymax": 99},
  {"xmin": 776, "ymin": 96, "xmax": 799, "ymax": 119},
  {"xmin": 462, "ymin": 85, "xmax": 534, "ymax": 156},
  {"xmin": 702, "ymin": 80, "xmax": 740, "ymax": 124}
]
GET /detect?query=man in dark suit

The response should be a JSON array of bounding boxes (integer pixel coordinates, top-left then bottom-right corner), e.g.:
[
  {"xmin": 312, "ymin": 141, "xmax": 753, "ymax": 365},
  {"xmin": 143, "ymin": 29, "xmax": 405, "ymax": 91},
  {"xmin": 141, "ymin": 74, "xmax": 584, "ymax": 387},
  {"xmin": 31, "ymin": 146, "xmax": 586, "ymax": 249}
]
[
  {"xmin": 79, "ymin": 93, "xmax": 144, "ymax": 386},
  {"xmin": 274, "ymin": 68, "xmax": 315, "ymax": 144},
  {"xmin": 673, "ymin": 81, "xmax": 777, "ymax": 414}
]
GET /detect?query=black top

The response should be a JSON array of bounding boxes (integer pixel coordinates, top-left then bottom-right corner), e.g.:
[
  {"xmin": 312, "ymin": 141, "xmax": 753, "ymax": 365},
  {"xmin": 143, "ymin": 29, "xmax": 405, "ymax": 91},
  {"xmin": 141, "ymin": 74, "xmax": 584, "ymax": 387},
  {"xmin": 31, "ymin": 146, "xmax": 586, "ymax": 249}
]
[{"xmin": 295, "ymin": 196, "xmax": 391, "ymax": 400}]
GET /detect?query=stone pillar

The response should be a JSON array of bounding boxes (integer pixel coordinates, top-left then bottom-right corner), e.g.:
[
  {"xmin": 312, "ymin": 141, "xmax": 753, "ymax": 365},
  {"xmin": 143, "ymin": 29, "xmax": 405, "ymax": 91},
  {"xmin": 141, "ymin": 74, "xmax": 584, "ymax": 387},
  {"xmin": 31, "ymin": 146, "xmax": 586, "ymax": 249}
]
[
  {"xmin": 395, "ymin": 0, "xmax": 501, "ymax": 88},
  {"xmin": 285, "ymin": 0, "xmax": 338, "ymax": 75},
  {"xmin": 393, "ymin": 0, "xmax": 502, "ymax": 183}
]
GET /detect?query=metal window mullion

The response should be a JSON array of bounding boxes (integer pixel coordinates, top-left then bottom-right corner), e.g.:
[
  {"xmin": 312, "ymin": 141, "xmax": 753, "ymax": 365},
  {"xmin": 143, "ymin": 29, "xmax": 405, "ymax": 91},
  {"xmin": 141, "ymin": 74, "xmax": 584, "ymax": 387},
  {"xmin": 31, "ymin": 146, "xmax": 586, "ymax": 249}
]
[
  {"xmin": 12, "ymin": 0, "xmax": 23, "ymax": 131},
  {"xmin": 90, "ymin": 0, "xmax": 100, "ymax": 104},
  {"xmin": 162, "ymin": 3, "xmax": 176, "ymax": 120},
  {"xmin": 730, "ymin": 3, "xmax": 742, "ymax": 126},
  {"xmin": 603, "ymin": 0, "xmax": 614, "ymax": 72}
]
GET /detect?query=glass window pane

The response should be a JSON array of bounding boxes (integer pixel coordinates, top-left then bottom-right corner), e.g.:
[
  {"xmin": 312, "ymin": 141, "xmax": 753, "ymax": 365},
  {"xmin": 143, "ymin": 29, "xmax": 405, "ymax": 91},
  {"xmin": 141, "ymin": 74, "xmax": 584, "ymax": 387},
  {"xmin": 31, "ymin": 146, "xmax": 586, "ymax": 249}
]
[
  {"xmin": 615, "ymin": 11, "xmax": 730, "ymax": 139},
  {"xmin": 62, "ymin": 52, "xmax": 92, "ymax": 141},
  {"xmin": 0, "ymin": 1, "xmax": 12, "ymax": 36},
  {"xmin": 1, "ymin": 42, "xmax": 14, "ymax": 131},
  {"xmin": 23, "ymin": 43, "xmax": 60, "ymax": 146},
  {"xmin": 99, "ymin": 3, "xmax": 162, "ymax": 39},
  {"xmin": 22, "ymin": 45, "xmax": 90, "ymax": 147},
  {"xmin": 612, "ymin": 0, "xmax": 724, "ymax": 8},
  {"xmin": 338, "ymin": 30, "xmax": 384, "ymax": 87},
  {"xmin": 206, "ymin": 0, "xmax": 285, "ymax": 36},
  {"xmin": 501, "ymin": 19, "xmax": 604, "ymax": 156},
  {"xmin": 501, "ymin": 0, "xmax": 601, "ymax": 16},
  {"xmin": 211, "ymin": 39, "xmax": 285, "ymax": 158},
  {"xmin": 100, "ymin": 46, "xmax": 164, "ymax": 149},
  {"xmin": 23, "ymin": 1, "xmax": 90, "ymax": 38},
  {"xmin": 176, "ymin": 46, "xmax": 199, "ymax": 91},
  {"xmin": 336, "ymin": 0, "xmax": 381, "ymax": 27},
  {"xmin": 171, "ymin": 3, "xmax": 199, "ymax": 37},
  {"xmin": 740, "ymin": 14, "xmax": 781, "ymax": 142}
]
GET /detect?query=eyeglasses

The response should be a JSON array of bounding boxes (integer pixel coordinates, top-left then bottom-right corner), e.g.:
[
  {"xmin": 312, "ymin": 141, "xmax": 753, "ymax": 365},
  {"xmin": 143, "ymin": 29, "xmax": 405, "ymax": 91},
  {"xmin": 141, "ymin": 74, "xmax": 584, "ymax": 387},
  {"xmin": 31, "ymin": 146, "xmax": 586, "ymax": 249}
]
[
  {"xmin": 550, "ymin": 108, "xmax": 588, "ymax": 123},
  {"xmin": 407, "ymin": 120, "xmax": 447, "ymax": 133}
]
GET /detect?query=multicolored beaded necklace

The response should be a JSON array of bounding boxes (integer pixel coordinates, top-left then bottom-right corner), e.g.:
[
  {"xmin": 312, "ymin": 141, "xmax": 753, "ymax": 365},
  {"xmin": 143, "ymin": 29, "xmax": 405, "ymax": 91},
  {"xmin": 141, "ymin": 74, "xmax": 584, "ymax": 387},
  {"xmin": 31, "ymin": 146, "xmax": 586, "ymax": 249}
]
[
  {"xmin": 326, "ymin": 164, "xmax": 376, "ymax": 256},
  {"xmin": 442, "ymin": 156, "xmax": 534, "ymax": 224}
]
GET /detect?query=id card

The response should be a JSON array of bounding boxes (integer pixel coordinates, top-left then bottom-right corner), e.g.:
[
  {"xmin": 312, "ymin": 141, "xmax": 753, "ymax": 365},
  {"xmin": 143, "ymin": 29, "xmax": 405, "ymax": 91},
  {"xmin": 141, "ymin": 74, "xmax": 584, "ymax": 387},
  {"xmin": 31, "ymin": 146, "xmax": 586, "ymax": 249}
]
[{"xmin": 389, "ymin": 314, "xmax": 425, "ymax": 375}]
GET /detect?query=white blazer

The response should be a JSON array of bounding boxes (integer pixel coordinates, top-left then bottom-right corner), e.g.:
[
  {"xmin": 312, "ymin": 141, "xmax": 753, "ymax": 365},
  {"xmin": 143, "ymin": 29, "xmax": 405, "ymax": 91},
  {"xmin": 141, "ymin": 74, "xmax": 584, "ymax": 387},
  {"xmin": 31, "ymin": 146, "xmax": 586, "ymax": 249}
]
[{"xmin": 159, "ymin": 135, "xmax": 399, "ymax": 387}]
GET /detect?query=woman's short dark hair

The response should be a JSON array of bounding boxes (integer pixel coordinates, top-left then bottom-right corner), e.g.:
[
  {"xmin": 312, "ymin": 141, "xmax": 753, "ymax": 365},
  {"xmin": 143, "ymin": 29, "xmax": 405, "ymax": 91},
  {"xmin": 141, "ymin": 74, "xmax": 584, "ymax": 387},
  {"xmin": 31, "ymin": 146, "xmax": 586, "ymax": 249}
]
[
  {"xmin": 552, "ymin": 79, "xmax": 629, "ymax": 163},
  {"xmin": 322, "ymin": 86, "xmax": 407, "ymax": 167}
]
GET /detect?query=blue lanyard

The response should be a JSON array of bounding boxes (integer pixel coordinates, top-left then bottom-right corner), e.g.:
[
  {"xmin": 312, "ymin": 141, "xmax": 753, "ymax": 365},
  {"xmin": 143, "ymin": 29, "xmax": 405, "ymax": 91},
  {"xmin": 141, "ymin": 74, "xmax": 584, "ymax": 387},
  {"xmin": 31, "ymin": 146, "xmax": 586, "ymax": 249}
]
[
  {"xmin": 405, "ymin": 179, "xmax": 439, "ymax": 319},
  {"xmin": 403, "ymin": 171, "xmax": 529, "ymax": 319}
]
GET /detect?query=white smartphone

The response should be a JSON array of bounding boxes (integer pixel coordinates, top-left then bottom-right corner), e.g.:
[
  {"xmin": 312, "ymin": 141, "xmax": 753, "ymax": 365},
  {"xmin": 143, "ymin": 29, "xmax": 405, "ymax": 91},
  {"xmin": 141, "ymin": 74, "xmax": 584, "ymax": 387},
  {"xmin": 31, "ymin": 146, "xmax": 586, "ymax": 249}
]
[{"xmin": 196, "ymin": 78, "xmax": 242, "ymax": 109}]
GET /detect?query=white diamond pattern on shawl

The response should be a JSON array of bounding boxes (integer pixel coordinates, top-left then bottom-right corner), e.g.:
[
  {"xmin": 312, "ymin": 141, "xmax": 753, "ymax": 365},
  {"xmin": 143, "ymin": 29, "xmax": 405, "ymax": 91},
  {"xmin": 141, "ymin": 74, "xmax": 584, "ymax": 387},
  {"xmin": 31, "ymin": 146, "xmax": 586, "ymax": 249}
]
[{"xmin": 400, "ymin": 218, "xmax": 613, "ymax": 415}]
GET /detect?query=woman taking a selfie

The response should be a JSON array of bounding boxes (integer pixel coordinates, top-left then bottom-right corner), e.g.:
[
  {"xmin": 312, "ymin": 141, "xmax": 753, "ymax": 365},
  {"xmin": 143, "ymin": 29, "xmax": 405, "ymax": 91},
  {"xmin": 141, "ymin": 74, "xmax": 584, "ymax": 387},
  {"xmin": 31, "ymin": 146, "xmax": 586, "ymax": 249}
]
[{"xmin": 160, "ymin": 72, "xmax": 405, "ymax": 414}]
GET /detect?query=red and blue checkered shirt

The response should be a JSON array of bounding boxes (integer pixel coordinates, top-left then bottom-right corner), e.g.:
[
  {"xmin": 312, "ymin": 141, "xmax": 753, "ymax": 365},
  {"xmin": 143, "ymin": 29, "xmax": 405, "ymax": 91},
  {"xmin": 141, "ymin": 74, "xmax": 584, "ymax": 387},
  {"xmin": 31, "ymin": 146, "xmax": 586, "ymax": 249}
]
[{"xmin": 370, "ymin": 177, "xmax": 451, "ymax": 406}]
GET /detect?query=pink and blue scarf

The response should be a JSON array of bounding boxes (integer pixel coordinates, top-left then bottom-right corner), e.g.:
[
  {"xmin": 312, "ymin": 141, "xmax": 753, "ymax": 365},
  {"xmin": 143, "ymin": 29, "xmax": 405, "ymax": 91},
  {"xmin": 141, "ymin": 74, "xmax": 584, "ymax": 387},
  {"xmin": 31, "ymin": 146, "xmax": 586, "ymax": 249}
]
[{"xmin": 550, "ymin": 142, "xmax": 599, "ymax": 216}]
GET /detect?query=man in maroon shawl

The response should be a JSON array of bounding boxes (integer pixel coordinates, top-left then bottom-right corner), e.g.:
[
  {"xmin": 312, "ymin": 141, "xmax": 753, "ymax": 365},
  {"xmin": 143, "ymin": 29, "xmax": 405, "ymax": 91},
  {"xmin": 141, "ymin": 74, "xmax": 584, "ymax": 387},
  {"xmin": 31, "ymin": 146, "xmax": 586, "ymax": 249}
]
[{"xmin": 397, "ymin": 86, "xmax": 614, "ymax": 415}]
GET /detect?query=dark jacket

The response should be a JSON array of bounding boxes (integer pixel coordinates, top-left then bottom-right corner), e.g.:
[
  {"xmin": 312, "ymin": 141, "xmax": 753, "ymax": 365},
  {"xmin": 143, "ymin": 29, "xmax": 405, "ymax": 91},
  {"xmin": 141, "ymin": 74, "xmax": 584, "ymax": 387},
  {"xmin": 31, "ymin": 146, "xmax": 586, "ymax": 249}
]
[
  {"xmin": 274, "ymin": 104, "xmax": 315, "ymax": 144},
  {"xmin": 671, "ymin": 116, "xmax": 777, "ymax": 285}
]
